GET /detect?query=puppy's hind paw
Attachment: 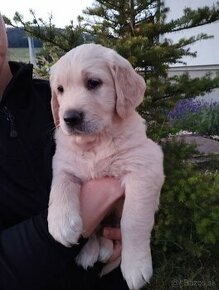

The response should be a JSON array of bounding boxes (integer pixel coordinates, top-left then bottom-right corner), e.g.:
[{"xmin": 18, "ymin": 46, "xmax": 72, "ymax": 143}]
[
  {"xmin": 76, "ymin": 234, "xmax": 99, "ymax": 269},
  {"xmin": 98, "ymin": 237, "xmax": 113, "ymax": 263}
]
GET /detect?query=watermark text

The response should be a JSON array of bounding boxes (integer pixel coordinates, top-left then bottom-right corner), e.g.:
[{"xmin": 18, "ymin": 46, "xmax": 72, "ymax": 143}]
[{"xmin": 171, "ymin": 279, "xmax": 216, "ymax": 288}]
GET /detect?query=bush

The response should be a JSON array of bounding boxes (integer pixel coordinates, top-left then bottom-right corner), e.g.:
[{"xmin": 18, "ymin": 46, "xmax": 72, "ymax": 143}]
[
  {"xmin": 153, "ymin": 141, "xmax": 219, "ymax": 258},
  {"xmin": 168, "ymin": 99, "xmax": 219, "ymax": 136},
  {"xmin": 142, "ymin": 141, "xmax": 219, "ymax": 288}
]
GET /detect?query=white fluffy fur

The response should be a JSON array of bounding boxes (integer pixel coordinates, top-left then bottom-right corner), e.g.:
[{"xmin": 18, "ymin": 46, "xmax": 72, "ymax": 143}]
[{"xmin": 48, "ymin": 43, "xmax": 164, "ymax": 290}]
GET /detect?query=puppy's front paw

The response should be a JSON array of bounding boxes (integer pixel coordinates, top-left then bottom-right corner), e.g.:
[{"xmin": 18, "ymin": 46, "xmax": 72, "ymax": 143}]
[
  {"xmin": 48, "ymin": 204, "xmax": 83, "ymax": 247},
  {"xmin": 121, "ymin": 253, "xmax": 152, "ymax": 290}
]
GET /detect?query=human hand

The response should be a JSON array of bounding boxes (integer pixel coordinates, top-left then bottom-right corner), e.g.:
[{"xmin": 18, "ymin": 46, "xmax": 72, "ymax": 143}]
[
  {"xmin": 80, "ymin": 177, "xmax": 124, "ymax": 238},
  {"xmin": 102, "ymin": 227, "xmax": 122, "ymax": 263},
  {"xmin": 101, "ymin": 195, "xmax": 124, "ymax": 263},
  {"xmin": 76, "ymin": 181, "xmax": 124, "ymax": 269}
]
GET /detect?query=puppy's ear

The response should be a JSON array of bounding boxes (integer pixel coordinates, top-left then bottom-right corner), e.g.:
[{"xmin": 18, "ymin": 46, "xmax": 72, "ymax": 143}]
[
  {"xmin": 50, "ymin": 65, "xmax": 60, "ymax": 127},
  {"xmin": 110, "ymin": 56, "xmax": 146, "ymax": 119},
  {"xmin": 51, "ymin": 90, "xmax": 60, "ymax": 127}
]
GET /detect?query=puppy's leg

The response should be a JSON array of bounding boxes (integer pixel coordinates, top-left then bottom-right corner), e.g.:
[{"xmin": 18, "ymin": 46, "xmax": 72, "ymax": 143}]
[
  {"xmin": 48, "ymin": 172, "xmax": 83, "ymax": 247},
  {"xmin": 120, "ymin": 171, "xmax": 164, "ymax": 290}
]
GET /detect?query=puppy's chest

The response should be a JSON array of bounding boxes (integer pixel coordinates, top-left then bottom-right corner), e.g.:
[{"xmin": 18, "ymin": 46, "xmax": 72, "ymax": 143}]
[{"xmin": 71, "ymin": 146, "xmax": 128, "ymax": 181}]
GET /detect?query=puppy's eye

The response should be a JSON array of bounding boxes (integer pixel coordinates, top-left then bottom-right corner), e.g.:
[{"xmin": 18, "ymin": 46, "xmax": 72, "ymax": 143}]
[
  {"xmin": 57, "ymin": 85, "xmax": 64, "ymax": 93},
  {"xmin": 86, "ymin": 79, "xmax": 102, "ymax": 90}
]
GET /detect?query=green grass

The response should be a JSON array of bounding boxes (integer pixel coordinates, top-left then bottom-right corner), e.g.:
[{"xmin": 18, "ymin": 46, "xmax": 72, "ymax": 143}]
[
  {"xmin": 8, "ymin": 48, "xmax": 41, "ymax": 63},
  {"xmin": 145, "ymin": 253, "xmax": 218, "ymax": 289}
]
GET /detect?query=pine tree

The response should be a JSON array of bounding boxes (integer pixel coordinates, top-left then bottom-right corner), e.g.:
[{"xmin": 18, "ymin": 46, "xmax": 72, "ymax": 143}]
[
  {"xmin": 4, "ymin": 1, "xmax": 219, "ymax": 137},
  {"xmin": 4, "ymin": 11, "xmax": 89, "ymax": 77},
  {"xmin": 81, "ymin": 0, "xmax": 219, "ymax": 138}
]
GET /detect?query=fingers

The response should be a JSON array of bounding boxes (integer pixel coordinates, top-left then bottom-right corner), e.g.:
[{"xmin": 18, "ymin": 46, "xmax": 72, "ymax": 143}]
[
  {"xmin": 102, "ymin": 227, "xmax": 121, "ymax": 240},
  {"xmin": 107, "ymin": 240, "xmax": 122, "ymax": 263},
  {"xmin": 102, "ymin": 227, "xmax": 122, "ymax": 263}
]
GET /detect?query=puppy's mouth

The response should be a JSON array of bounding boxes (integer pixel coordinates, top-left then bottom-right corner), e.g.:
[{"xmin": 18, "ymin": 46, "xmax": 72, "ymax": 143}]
[
  {"xmin": 66, "ymin": 127, "xmax": 91, "ymax": 136},
  {"xmin": 61, "ymin": 110, "xmax": 102, "ymax": 136}
]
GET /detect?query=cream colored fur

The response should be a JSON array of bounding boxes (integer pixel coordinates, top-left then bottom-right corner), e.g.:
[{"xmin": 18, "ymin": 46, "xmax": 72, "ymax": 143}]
[{"xmin": 48, "ymin": 43, "xmax": 164, "ymax": 290}]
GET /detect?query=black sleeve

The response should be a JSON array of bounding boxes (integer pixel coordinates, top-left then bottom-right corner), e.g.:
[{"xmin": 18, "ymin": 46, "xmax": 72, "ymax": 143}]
[{"xmin": 0, "ymin": 210, "xmax": 88, "ymax": 290}]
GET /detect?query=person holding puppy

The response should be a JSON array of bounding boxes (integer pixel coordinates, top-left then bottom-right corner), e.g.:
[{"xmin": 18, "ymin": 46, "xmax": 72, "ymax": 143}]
[{"xmin": 0, "ymin": 13, "xmax": 128, "ymax": 290}]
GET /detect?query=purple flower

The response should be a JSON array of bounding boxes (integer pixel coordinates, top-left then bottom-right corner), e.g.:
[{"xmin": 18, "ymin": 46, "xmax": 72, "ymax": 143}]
[{"xmin": 168, "ymin": 99, "xmax": 218, "ymax": 121}]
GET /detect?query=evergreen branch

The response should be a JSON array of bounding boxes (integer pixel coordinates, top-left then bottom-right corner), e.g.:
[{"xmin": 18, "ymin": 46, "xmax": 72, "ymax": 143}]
[
  {"xmin": 11, "ymin": 12, "xmax": 66, "ymax": 50},
  {"xmin": 152, "ymin": 73, "xmax": 219, "ymax": 103},
  {"xmin": 163, "ymin": 3, "xmax": 219, "ymax": 34}
]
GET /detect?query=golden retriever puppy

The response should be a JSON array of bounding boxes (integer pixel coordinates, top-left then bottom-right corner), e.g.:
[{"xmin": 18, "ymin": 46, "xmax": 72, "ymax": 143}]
[{"xmin": 48, "ymin": 43, "xmax": 164, "ymax": 290}]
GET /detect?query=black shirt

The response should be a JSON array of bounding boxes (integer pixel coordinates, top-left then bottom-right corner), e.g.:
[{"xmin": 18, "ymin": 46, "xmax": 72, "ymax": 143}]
[
  {"xmin": 0, "ymin": 62, "xmax": 128, "ymax": 290},
  {"xmin": 0, "ymin": 62, "xmax": 53, "ymax": 228}
]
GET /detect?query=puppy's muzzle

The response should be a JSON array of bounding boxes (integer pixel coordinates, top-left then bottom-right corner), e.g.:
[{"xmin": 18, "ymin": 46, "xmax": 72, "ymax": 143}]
[{"xmin": 63, "ymin": 110, "xmax": 84, "ymax": 128}]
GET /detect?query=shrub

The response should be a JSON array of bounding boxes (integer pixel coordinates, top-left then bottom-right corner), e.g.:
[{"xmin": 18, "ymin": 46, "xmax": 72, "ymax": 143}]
[{"xmin": 152, "ymin": 141, "xmax": 219, "ymax": 259}]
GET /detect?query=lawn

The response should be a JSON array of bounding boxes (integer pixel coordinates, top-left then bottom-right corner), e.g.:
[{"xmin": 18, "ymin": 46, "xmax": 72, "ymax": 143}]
[{"xmin": 8, "ymin": 47, "xmax": 41, "ymax": 63}]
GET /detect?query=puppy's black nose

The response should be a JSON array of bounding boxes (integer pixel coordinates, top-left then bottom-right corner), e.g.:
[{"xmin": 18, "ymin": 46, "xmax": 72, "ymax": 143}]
[{"xmin": 63, "ymin": 110, "xmax": 83, "ymax": 127}]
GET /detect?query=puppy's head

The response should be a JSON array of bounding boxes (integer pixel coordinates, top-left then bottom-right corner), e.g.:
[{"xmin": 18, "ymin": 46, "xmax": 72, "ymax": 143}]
[{"xmin": 50, "ymin": 44, "xmax": 146, "ymax": 136}]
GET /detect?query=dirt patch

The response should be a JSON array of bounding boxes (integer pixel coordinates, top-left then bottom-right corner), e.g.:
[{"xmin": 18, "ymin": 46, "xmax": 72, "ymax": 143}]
[{"xmin": 167, "ymin": 135, "xmax": 219, "ymax": 154}]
